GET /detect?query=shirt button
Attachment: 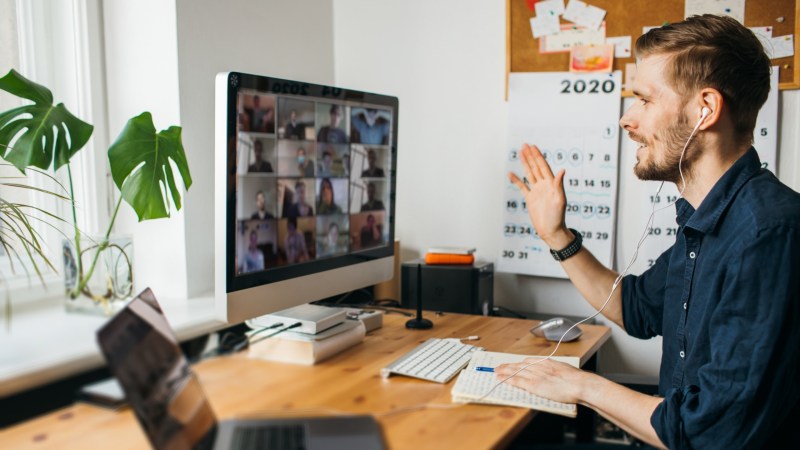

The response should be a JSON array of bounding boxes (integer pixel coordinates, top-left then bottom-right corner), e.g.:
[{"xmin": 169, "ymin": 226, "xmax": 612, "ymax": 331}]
[
  {"xmin": 689, "ymin": 251, "xmax": 696, "ymax": 259},
  {"xmin": 683, "ymin": 302, "xmax": 687, "ymax": 310},
  {"xmin": 679, "ymin": 351, "xmax": 685, "ymax": 358}
]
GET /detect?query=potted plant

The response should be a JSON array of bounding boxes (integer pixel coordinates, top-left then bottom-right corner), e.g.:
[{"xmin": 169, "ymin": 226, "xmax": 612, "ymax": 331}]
[{"xmin": 0, "ymin": 69, "xmax": 192, "ymax": 313}]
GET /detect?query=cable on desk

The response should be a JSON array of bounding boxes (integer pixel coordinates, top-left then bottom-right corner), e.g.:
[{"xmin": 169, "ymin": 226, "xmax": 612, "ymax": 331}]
[
  {"xmin": 248, "ymin": 322, "xmax": 303, "ymax": 346},
  {"xmin": 192, "ymin": 323, "xmax": 283, "ymax": 363}
]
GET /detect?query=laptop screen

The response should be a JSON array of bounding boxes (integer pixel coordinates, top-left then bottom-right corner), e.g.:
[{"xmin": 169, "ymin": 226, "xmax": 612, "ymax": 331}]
[{"xmin": 97, "ymin": 289, "xmax": 217, "ymax": 450}]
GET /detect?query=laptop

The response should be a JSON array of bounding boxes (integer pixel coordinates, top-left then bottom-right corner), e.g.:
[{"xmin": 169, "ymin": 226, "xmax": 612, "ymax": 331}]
[{"xmin": 96, "ymin": 288, "xmax": 385, "ymax": 450}]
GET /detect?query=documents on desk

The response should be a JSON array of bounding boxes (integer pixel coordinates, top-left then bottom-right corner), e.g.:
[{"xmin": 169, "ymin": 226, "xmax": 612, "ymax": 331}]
[
  {"xmin": 451, "ymin": 351, "xmax": 579, "ymax": 418},
  {"xmin": 248, "ymin": 319, "xmax": 365, "ymax": 365}
]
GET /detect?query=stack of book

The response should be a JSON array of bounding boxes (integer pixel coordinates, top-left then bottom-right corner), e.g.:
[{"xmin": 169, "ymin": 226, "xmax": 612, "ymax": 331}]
[
  {"xmin": 424, "ymin": 246, "xmax": 476, "ymax": 265},
  {"xmin": 247, "ymin": 304, "xmax": 366, "ymax": 365}
]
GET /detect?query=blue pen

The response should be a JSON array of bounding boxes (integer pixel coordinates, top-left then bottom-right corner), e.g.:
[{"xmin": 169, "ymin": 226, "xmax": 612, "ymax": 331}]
[{"xmin": 475, "ymin": 366, "xmax": 494, "ymax": 372}]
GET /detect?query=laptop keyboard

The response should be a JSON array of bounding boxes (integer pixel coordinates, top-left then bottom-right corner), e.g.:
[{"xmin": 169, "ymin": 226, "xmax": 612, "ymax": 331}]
[{"xmin": 231, "ymin": 424, "xmax": 307, "ymax": 450}]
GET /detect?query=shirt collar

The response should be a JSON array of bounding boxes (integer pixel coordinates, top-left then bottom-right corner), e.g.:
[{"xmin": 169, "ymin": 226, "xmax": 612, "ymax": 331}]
[{"xmin": 677, "ymin": 147, "xmax": 761, "ymax": 233}]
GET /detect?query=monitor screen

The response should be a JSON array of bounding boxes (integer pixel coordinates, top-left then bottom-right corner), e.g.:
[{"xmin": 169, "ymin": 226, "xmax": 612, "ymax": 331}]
[{"xmin": 215, "ymin": 72, "xmax": 398, "ymax": 323}]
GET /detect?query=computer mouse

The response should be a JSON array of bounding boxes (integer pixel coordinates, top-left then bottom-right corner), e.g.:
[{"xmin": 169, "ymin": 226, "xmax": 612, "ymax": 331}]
[{"xmin": 529, "ymin": 317, "xmax": 583, "ymax": 342}]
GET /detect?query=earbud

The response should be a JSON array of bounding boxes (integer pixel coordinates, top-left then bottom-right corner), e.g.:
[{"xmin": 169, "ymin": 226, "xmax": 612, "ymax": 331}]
[{"xmin": 701, "ymin": 107, "xmax": 711, "ymax": 119}]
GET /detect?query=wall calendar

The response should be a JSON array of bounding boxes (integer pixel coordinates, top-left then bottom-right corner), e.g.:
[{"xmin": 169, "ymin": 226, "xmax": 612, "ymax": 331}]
[{"xmin": 500, "ymin": 71, "xmax": 622, "ymax": 278}]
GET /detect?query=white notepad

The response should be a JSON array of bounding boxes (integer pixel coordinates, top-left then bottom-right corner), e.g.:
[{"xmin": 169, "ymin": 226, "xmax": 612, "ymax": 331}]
[{"xmin": 451, "ymin": 351, "xmax": 580, "ymax": 418}]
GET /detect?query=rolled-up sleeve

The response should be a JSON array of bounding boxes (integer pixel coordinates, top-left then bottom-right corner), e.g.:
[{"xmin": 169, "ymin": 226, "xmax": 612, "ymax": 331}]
[
  {"xmin": 622, "ymin": 245, "xmax": 673, "ymax": 339},
  {"xmin": 650, "ymin": 224, "xmax": 800, "ymax": 449}
]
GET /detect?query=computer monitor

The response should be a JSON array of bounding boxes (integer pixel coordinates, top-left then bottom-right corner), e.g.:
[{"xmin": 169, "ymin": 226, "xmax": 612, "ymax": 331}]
[{"xmin": 214, "ymin": 72, "xmax": 398, "ymax": 323}]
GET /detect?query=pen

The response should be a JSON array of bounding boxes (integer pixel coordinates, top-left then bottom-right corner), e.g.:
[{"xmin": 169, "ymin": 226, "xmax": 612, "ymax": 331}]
[{"xmin": 475, "ymin": 366, "xmax": 494, "ymax": 372}]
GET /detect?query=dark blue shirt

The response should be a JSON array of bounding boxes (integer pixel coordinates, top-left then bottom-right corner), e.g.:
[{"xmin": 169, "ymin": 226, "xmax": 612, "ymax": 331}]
[{"xmin": 622, "ymin": 148, "xmax": 800, "ymax": 449}]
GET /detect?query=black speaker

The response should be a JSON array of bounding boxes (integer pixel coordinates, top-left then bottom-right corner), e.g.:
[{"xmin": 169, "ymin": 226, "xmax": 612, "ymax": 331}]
[{"xmin": 401, "ymin": 260, "xmax": 494, "ymax": 316}]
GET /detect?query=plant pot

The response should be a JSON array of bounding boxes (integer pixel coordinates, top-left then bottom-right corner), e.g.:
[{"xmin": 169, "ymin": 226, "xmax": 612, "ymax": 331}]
[{"xmin": 62, "ymin": 234, "xmax": 134, "ymax": 315}]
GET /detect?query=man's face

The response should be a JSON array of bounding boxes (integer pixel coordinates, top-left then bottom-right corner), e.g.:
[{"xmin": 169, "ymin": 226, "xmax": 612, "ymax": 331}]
[
  {"xmin": 330, "ymin": 108, "xmax": 342, "ymax": 127},
  {"xmin": 296, "ymin": 184, "xmax": 306, "ymax": 204},
  {"xmin": 367, "ymin": 183, "xmax": 376, "ymax": 200},
  {"xmin": 620, "ymin": 55, "xmax": 696, "ymax": 183},
  {"xmin": 323, "ymin": 153, "xmax": 332, "ymax": 169},
  {"xmin": 367, "ymin": 151, "xmax": 376, "ymax": 168},
  {"xmin": 254, "ymin": 142, "xmax": 263, "ymax": 161},
  {"xmin": 256, "ymin": 192, "xmax": 265, "ymax": 210}
]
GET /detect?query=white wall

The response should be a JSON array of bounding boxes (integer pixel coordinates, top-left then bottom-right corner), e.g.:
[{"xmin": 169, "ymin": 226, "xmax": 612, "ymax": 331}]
[
  {"xmin": 103, "ymin": 0, "xmax": 335, "ymax": 299},
  {"xmin": 333, "ymin": 0, "xmax": 800, "ymax": 376},
  {"xmin": 174, "ymin": 0, "xmax": 336, "ymax": 297}
]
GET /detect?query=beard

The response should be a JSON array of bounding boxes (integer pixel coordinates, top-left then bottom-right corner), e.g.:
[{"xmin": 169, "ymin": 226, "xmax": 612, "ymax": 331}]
[{"xmin": 632, "ymin": 112, "xmax": 699, "ymax": 184}]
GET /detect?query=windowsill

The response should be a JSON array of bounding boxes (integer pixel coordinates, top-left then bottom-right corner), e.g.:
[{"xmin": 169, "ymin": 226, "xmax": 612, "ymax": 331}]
[{"xmin": 0, "ymin": 292, "xmax": 228, "ymax": 398}]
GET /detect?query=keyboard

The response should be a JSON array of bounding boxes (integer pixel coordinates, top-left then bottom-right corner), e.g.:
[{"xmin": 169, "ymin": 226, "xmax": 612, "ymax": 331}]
[
  {"xmin": 231, "ymin": 424, "xmax": 306, "ymax": 450},
  {"xmin": 381, "ymin": 338, "xmax": 483, "ymax": 383}
]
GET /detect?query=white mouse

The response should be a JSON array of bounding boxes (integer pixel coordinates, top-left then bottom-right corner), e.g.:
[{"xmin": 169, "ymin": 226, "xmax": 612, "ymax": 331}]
[{"xmin": 529, "ymin": 317, "xmax": 583, "ymax": 342}]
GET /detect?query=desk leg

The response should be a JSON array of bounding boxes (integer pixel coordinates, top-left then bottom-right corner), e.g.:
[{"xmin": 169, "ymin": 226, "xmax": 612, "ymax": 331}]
[{"xmin": 575, "ymin": 353, "xmax": 597, "ymax": 443}]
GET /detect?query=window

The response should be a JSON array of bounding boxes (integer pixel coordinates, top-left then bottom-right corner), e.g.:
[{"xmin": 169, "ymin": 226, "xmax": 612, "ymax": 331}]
[{"xmin": 0, "ymin": 0, "xmax": 111, "ymax": 304}]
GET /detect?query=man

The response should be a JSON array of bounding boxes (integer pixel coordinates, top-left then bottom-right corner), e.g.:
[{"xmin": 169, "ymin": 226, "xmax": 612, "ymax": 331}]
[
  {"xmin": 351, "ymin": 108, "xmax": 390, "ymax": 145},
  {"xmin": 296, "ymin": 147, "xmax": 315, "ymax": 177},
  {"xmin": 248, "ymin": 140, "xmax": 273, "ymax": 173},
  {"xmin": 317, "ymin": 148, "xmax": 335, "ymax": 177},
  {"xmin": 317, "ymin": 104, "xmax": 347, "ymax": 143},
  {"xmin": 360, "ymin": 214, "xmax": 382, "ymax": 248},
  {"xmin": 500, "ymin": 15, "xmax": 800, "ymax": 449},
  {"xmin": 361, "ymin": 149, "xmax": 385, "ymax": 178},
  {"xmin": 284, "ymin": 109, "xmax": 303, "ymax": 140},
  {"xmin": 360, "ymin": 182, "xmax": 385, "ymax": 212},
  {"xmin": 250, "ymin": 190, "xmax": 274, "ymax": 220},
  {"xmin": 284, "ymin": 180, "xmax": 314, "ymax": 218}
]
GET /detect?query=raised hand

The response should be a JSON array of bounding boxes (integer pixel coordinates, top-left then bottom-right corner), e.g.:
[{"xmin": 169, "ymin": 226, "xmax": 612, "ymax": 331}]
[{"xmin": 508, "ymin": 144, "xmax": 571, "ymax": 248}]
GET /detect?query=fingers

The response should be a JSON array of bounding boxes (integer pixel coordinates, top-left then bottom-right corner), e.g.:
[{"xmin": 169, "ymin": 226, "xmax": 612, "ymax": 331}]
[
  {"xmin": 521, "ymin": 144, "xmax": 555, "ymax": 182},
  {"xmin": 508, "ymin": 172, "xmax": 529, "ymax": 193}
]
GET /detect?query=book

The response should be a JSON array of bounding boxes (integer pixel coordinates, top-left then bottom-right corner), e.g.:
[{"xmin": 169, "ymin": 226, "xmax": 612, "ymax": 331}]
[
  {"xmin": 247, "ymin": 303, "xmax": 347, "ymax": 335},
  {"xmin": 247, "ymin": 319, "xmax": 366, "ymax": 365},
  {"xmin": 427, "ymin": 246, "xmax": 476, "ymax": 255},
  {"xmin": 424, "ymin": 253, "xmax": 475, "ymax": 265},
  {"xmin": 451, "ymin": 351, "xmax": 580, "ymax": 418}
]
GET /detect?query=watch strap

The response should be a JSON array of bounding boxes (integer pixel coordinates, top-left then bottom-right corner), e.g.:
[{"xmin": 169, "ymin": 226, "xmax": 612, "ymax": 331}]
[{"xmin": 550, "ymin": 228, "xmax": 583, "ymax": 262}]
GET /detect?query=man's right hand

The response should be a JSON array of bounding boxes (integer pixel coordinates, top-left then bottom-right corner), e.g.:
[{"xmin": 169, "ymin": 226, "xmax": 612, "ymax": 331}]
[{"xmin": 507, "ymin": 143, "xmax": 574, "ymax": 250}]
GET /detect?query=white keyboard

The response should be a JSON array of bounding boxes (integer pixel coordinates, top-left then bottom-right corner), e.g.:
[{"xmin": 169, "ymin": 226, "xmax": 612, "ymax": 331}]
[{"xmin": 381, "ymin": 338, "xmax": 483, "ymax": 383}]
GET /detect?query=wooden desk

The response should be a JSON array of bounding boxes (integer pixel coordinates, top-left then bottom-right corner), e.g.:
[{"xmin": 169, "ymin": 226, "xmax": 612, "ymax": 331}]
[{"xmin": 1, "ymin": 312, "xmax": 610, "ymax": 449}]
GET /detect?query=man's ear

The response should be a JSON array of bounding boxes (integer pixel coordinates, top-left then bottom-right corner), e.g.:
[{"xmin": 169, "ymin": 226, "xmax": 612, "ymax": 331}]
[{"xmin": 697, "ymin": 88, "xmax": 723, "ymax": 130}]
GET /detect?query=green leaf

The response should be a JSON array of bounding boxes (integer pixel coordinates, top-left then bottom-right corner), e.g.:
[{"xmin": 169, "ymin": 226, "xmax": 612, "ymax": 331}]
[
  {"xmin": 0, "ymin": 70, "xmax": 94, "ymax": 172},
  {"xmin": 108, "ymin": 112, "xmax": 193, "ymax": 221}
]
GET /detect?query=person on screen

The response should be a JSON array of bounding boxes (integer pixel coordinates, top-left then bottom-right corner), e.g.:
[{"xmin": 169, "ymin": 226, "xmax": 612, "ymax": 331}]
[
  {"xmin": 284, "ymin": 181, "xmax": 313, "ymax": 218},
  {"xmin": 284, "ymin": 217, "xmax": 309, "ymax": 264},
  {"xmin": 316, "ymin": 178, "xmax": 343, "ymax": 215},
  {"xmin": 351, "ymin": 108, "xmax": 390, "ymax": 145},
  {"xmin": 297, "ymin": 147, "xmax": 315, "ymax": 177},
  {"xmin": 360, "ymin": 182, "xmax": 385, "ymax": 212},
  {"xmin": 317, "ymin": 104, "xmax": 347, "ymax": 144},
  {"xmin": 248, "ymin": 140, "xmax": 273, "ymax": 173},
  {"xmin": 361, "ymin": 149, "xmax": 385, "ymax": 178},
  {"xmin": 242, "ymin": 230, "xmax": 264, "ymax": 272},
  {"xmin": 317, "ymin": 149, "xmax": 335, "ymax": 177},
  {"xmin": 319, "ymin": 222, "xmax": 342, "ymax": 256},
  {"xmin": 496, "ymin": 15, "xmax": 800, "ymax": 449},
  {"xmin": 284, "ymin": 109, "xmax": 303, "ymax": 140},
  {"xmin": 360, "ymin": 214, "xmax": 383, "ymax": 248},
  {"xmin": 251, "ymin": 190, "xmax": 274, "ymax": 220},
  {"xmin": 342, "ymin": 152, "xmax": 350, "ymax": 176},
  {"xmin": 251, "ymin": 95, "xmax": 274, "ymax": 133}
]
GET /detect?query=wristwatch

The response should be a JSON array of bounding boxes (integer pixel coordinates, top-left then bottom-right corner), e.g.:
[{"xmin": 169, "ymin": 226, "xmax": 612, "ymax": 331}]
[{"xmin": 549, "ymin": 228, "xmax": 583, "ymax": 262}]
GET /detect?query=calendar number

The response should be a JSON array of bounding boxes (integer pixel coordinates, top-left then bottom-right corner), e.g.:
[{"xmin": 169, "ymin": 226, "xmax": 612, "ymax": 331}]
[{"xmin": 560, "ymin": 79, "xmax": 616, "ymax": 94}]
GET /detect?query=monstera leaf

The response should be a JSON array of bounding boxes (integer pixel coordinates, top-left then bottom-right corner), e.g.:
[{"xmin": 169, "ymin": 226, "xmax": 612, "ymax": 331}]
[
  {"xmin": 108, "ymin": 112, "xmax": 192, "ymax": 221},
  {"xmin": 0, "ymin": 69, "xmax": 93, "ymax": 172}
]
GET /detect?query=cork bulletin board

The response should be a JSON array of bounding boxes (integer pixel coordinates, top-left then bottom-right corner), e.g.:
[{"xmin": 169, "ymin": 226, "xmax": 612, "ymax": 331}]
[{"xmin": 506, "ymin": 0, "xmax": 800, "ymax": 95}]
